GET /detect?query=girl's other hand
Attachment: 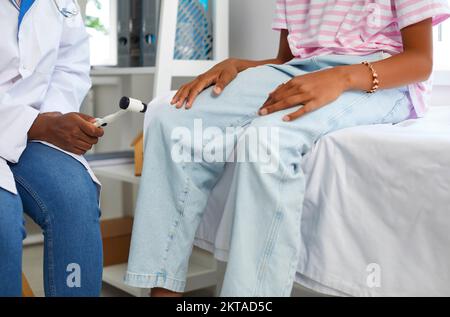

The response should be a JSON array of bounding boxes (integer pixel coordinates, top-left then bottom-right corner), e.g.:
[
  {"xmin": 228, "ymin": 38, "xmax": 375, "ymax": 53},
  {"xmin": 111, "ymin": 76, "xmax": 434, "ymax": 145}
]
[
  {"xmin": 170, "ymin": 30, "xmax": 295, "ymax": 110},
  {"xmin": 171, "ymin": 58, "xmax": 243, "ymax": 109},
  {"xmin": 259, "ymin": 66, "xmax": 353, "ymax": 121}
]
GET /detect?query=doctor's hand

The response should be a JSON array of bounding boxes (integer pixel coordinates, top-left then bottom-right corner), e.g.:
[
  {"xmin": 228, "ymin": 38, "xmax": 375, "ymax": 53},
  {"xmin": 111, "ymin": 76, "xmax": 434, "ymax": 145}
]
[
  {"xmin": 29, "ymin": 112, "xmax": 104, "ymax": 155},
  {"xmin": 171, "ymin": 58, "xmax": 244, "ymax": 109}
]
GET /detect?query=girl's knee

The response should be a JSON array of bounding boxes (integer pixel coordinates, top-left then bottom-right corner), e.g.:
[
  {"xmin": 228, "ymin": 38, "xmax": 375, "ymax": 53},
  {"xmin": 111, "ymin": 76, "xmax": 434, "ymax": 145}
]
[{"xmin": 147, "ymin": 100, "xmax": 195, "ymax": 133}]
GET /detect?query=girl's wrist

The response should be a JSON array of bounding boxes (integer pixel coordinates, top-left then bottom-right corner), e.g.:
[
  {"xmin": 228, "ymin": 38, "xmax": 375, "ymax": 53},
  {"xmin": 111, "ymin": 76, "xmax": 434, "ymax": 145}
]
[
  {"xmin": 232, "ymin": 58, "xmax": 285, "ymax": 72},
  {"xmin": 338, "ymin": 64, "xmax": 374, "ymax": 92},
  {"xmin": 229, "ymin": 58, "xmax": 252, "ymax": 72}
]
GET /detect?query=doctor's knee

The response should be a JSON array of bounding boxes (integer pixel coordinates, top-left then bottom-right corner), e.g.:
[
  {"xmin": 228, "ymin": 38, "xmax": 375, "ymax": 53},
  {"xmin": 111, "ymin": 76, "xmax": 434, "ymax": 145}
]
[{"xmin": 0, "ymin": 198, "xmax": 25, "ymax": 252}]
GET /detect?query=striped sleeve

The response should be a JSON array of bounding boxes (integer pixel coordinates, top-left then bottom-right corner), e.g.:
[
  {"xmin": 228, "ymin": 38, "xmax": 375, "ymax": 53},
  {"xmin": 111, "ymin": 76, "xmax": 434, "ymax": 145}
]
[
  {"xmin": 272, "ymin": 0, "xmax": 288, "ymax": 30},
  {"xmin": 394, "ymin": 0, "xmax": 450, "ymax": 29}
]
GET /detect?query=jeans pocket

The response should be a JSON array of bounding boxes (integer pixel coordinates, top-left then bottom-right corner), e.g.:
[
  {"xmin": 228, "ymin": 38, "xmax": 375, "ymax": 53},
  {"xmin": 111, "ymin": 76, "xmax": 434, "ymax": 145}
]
[{"xmin": 380, "ymin": 94, "xmax": 412, "ymax": 124}]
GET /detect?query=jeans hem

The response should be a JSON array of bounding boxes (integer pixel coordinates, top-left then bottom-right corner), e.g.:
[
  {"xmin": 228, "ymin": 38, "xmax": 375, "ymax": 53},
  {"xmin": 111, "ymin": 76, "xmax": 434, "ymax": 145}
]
[{"xmin": 124, "ymin": 271, "xmax": 186, "ymax": 292}]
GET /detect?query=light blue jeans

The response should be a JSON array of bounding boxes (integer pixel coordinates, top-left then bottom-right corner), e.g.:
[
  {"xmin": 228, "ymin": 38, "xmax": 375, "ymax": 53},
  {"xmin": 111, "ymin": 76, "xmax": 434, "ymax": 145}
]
[
  {"xmin": 125, "ymin": 53, "xmax": 412, "ymax": 296},
  {"xmin": 0, "ymin": 143, "xmax": 102, "ymax": 297}
]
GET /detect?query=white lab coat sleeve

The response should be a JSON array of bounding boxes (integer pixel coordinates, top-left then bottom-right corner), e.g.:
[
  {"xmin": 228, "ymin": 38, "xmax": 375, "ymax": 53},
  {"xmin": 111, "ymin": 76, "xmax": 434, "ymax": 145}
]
[
  {"xmin": 0, "ymin": 101, "xmax": 40, "ymax": 163},
  {"xmin": 40, "ymin": 14, "xmax": 92, "ymax": 114}
]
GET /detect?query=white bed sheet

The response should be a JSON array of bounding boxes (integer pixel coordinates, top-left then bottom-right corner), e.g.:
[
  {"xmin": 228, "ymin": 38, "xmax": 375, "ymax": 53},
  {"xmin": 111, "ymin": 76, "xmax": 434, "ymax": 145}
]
[{"xmin": 194, "ymin": 106, "xmax": 450, "ymax": 297}]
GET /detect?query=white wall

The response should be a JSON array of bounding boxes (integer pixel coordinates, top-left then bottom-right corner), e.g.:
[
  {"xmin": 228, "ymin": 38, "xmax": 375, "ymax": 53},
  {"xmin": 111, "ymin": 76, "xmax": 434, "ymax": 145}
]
[
  {"xmin": 229, "ymin": 0, "xmax": 279, "ymax": 59},
  {"xmin": 430, "ymin": 85, "xmax": 450, "ymax": 107}
]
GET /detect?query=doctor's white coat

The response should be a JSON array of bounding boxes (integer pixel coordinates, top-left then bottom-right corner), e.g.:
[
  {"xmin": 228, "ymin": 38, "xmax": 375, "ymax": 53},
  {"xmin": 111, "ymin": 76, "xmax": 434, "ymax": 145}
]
[{"xmin": 0, "ymin": 0, "xmax": 98, "ymax": 194}]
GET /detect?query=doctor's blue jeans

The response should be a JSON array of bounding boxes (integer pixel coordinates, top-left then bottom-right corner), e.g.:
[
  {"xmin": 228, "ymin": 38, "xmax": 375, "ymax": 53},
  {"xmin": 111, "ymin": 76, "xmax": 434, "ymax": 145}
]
[
  {"xmin": 0, "ymin": 143, "xmax": 102, "ymax": 297},
  {"xmin": 125, "ymin": 53, "xmax": 413, "ymax": 296}
]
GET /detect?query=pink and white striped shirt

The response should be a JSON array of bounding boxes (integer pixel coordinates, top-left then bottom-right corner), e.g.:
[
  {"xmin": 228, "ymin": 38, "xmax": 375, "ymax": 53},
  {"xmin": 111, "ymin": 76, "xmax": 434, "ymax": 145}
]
[{"xmin": 272, "ymin": 0, "xmax": 450, "ymax": 117}]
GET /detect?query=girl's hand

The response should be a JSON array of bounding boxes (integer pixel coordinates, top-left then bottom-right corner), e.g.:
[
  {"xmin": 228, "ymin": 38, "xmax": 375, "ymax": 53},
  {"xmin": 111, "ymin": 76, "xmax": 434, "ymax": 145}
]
[
  {"xmin": 171, "ymin": 58, "xmax": 243, "ymax": 109},
  {"xmin": 259, "ymin": 66, "xmax": 351, "ymax": 122}
]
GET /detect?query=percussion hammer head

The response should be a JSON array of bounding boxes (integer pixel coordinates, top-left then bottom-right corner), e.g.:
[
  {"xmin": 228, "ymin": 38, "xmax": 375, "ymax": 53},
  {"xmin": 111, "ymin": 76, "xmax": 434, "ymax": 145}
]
[{"xmin": 119, "ymin": 97, "xmax": 148, "ymax": 113}]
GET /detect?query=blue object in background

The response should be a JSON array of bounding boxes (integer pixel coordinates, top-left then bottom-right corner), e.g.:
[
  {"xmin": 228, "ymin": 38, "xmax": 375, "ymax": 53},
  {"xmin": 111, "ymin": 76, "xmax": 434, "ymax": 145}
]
[
  {"xmin": 174, "ymin": 0, "xmax": 213, "ymax": 60},
  {"xmin": 199, "ymin": 0, "xmax": 208, "ymax": 10}
]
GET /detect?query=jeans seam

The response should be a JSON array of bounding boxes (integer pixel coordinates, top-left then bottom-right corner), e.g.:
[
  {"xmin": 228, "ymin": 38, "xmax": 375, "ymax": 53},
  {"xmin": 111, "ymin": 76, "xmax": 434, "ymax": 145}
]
[
  {"xmin": 254, "ymin": 211, "xmax": 284, "ymax": 295},
  {"xmin": 125, "ymin": 271, "xmax": 186, "ymax": 282},
  {"xmin": 228, "ymin": 113, "xmax": 255, "ymax": 129},
  {"xmin": 125, "ymin": 271, "xmax": 186, "ymax": 292},
  {"xmin": 14, "ymin": 175, "xmax": 57, "ymax": 296},
  {"xmin": 176, "ymin": 165, "xmax": 190, "ymax": 215},
  {"xmin": 159, "ymin": 160, "xmax": 191, "ymax": 280},
  {"xmin": 253, "ymin": 166, "xmax": 290, "ymax": 296},
  {"xmin": 282, "ymin": 199, "xmax": 304, "ymax": 296}
]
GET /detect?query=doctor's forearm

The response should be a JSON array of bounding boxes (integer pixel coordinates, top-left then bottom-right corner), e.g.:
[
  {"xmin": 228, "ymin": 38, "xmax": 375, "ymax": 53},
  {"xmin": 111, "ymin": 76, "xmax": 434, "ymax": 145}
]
[{"xmin": 28, "ymin": 113, "xmax": 61, "ymax": 141}]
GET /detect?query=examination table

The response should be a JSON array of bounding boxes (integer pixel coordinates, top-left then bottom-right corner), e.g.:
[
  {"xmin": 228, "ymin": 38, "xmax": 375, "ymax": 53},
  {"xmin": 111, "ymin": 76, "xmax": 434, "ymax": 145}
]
[{"xmin": 193, "ymin": 106, "xmax": 450, "ymax": 296}]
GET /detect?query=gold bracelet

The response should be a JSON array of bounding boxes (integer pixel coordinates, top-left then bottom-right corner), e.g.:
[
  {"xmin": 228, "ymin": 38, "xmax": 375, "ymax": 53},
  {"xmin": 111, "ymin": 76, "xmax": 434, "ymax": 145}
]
[{"xmin": 361, "ymin": 61, "xmax": 380, "ymax": 93}]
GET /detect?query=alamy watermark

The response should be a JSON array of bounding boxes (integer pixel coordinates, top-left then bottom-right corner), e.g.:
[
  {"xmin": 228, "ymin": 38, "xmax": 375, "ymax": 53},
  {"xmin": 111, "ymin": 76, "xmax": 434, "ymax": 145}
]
[
  {"xmin": 366, "ymin": 3, "xmax": 382, "ymax": 28},
  {"xmin": 170, "ymin": 119, "xmax": 281, "ymax": 174},
  {"xmin": 66, "ymin": 263, "xmax": 81, "ymax": 288},
  {"xmin": 366, "ymin": 263, "xmax": 381, "ymax": 288}
]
